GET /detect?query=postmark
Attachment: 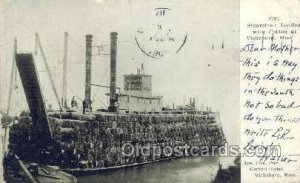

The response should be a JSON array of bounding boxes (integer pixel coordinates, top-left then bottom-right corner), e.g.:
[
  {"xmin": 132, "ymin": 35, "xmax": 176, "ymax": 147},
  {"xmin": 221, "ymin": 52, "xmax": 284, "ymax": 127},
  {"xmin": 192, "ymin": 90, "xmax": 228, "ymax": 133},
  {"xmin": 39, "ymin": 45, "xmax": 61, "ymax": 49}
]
[{"xmin": 135, "ymin": 7, "xmax": 188, "ymax": 59}]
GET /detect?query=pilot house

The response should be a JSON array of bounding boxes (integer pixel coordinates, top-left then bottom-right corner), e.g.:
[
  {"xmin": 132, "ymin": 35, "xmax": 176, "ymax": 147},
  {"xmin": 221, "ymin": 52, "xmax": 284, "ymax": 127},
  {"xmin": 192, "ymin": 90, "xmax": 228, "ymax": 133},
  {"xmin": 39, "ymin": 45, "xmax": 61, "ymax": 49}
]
[{"xmin": 117, "ymin": 66, "xmax": 162, "ymax": 112}]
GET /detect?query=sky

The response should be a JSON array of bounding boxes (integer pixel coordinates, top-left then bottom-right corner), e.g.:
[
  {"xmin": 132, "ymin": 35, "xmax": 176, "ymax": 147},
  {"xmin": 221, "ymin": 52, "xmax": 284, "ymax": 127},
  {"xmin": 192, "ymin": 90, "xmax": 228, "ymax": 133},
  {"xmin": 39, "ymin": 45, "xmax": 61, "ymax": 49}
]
[{"xmin": 0, "ymin": 0, "xmax": 239, "ymax": 145}]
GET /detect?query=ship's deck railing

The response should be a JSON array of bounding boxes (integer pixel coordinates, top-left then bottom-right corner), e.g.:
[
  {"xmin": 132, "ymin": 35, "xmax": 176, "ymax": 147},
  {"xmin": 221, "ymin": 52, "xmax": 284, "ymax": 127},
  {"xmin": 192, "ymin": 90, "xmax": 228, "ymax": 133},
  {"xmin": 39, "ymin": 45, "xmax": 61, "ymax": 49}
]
[{"xmin": 48, "ymin": 111, "xmax": 216, "ymax": 118}]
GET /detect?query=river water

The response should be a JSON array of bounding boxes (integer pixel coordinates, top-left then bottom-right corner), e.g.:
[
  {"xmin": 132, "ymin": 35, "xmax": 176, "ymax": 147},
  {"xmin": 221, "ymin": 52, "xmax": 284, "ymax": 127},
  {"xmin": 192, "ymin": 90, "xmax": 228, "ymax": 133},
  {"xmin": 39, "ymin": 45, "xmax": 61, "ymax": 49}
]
[{"xmin": 76, "ymin": 156, "xmax": 235, "ymax": 183}]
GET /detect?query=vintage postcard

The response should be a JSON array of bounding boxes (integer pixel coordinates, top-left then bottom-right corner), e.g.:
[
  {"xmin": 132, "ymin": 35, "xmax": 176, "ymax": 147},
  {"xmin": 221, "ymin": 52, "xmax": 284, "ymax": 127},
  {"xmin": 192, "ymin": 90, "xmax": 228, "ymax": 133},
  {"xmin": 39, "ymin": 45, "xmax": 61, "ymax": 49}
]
[{"xmin": 0, "ymin": 0, "xmax": 298, "ymax": 183}]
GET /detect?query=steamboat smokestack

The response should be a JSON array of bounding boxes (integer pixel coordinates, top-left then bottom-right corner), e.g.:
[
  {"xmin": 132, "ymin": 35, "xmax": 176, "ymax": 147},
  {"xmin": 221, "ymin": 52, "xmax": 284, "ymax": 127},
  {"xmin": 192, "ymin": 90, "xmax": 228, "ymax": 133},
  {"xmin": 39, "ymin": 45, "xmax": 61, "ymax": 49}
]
[
  {"xmin": 62, "ymin": 32, "xmax": 68, "ymax": 109},
  {"xmin": 193, "ymin": 97, "xmax": 196, "ymax": 107},
  {"xmin": 85, "ymin": 35, "xmax": 93, "ymax": 108},
  {"xmin": 109, "ymin": 32, "xmax": 118, "ymax": 112}
]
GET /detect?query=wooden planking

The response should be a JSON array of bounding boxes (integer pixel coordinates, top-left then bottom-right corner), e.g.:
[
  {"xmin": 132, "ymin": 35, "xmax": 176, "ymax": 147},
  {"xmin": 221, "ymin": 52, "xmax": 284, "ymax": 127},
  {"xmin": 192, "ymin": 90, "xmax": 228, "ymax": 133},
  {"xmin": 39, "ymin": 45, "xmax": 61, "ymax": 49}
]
[{"xmin": 15, "ymin": 53, "xmax": 52, "ymax": 145}]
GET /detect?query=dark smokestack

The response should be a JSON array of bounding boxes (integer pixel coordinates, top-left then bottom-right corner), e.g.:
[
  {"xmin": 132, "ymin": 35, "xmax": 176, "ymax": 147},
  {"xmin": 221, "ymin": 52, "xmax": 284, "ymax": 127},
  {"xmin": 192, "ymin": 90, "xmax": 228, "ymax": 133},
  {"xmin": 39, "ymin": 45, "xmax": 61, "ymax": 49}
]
[
  {"xmin": 109, "ymin": 32, "xmax": 118, "ymax": 112},
  {"xmin": 193, "ymin": 97, "xmax": 196, "ymax": 107},
  {"xmin": 85, "ymin": 35, "xmax": 92, "ymax": 108}
]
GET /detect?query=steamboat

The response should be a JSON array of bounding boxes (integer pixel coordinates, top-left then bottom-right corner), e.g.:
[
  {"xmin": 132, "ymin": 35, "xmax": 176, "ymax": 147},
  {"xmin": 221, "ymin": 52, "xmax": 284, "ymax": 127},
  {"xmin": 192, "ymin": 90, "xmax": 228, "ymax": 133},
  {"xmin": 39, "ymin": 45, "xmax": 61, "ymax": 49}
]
[{"xmin": 2, "ymin": 32, "xmax": 226, "ymax": 182}]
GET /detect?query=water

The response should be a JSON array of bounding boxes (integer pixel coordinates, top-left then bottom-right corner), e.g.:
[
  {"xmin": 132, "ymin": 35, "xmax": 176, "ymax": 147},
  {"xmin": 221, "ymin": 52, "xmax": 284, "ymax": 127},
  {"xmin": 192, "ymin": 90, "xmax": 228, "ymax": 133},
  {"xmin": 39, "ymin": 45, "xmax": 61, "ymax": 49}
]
[{"xmin": 76, "ymin": 156, "xmax": 235, "ymax": 183}]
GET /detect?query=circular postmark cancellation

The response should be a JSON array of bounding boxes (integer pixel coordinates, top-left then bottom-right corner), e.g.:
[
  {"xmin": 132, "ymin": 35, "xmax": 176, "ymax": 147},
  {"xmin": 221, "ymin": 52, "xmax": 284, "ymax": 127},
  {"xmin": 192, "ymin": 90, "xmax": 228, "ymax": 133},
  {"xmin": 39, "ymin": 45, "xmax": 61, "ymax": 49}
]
[{"xmin": 135, "ymin": 7, "xmax": 188, "ymax": 59}]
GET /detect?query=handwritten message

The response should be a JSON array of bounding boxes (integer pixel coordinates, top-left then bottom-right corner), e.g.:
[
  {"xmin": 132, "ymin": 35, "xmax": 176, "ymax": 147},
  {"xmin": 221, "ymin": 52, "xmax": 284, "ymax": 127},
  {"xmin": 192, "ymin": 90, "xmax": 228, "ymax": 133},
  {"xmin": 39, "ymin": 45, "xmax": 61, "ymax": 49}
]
[{"xmin": 241, "ymin": 16, "xmax": 300, "ymax": 182}]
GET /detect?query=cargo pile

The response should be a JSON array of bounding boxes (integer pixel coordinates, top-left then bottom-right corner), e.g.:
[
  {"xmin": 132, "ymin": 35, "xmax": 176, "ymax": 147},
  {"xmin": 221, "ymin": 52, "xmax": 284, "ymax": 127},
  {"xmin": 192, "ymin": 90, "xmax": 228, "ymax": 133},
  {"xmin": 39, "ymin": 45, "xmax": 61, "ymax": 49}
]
[{"xmin": 9, "ymin": 112, "xmax": 226, "ymax": 169}]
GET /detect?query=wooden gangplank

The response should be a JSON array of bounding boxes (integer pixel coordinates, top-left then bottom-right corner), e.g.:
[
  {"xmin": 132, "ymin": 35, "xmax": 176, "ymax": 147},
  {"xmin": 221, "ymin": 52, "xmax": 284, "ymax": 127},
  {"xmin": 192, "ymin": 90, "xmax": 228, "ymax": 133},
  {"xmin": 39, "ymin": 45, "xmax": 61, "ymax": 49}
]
[{"xmin": 15, "ymin": 54, "xmax": 52, "ymax": 145}]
